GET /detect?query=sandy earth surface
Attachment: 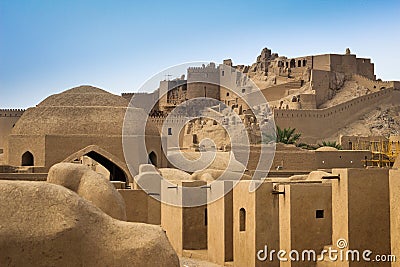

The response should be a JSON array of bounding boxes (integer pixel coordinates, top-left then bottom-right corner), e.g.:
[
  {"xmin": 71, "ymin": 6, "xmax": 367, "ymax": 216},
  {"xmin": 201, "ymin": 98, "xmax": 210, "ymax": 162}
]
[
  {"xmin": 320, "ymin": 80, "xmax": 378, "ymax": 108},
  {"xmin": 266, "ymin": 77, "xmax": 400, "ymax": 139},
  {"xmin": 328, "ymin": 104, "xmax": 400, "ymax": 140},
  {"xmin": 180, "ymin": 257, "xmax": 223, "ymax": 267}
]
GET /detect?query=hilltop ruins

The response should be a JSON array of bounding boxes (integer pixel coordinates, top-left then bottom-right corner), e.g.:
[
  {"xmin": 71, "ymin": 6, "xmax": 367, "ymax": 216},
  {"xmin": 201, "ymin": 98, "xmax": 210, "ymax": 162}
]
[{"xmin": 0, "ymin": 47, "xmax": 399, "ymax": 266}]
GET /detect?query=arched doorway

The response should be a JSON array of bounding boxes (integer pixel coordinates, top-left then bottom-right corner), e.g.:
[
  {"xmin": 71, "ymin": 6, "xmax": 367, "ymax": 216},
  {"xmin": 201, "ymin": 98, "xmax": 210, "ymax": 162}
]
[
  {"xmin": 148, "ymin": 151, "xmax": 157, "ymax": 166},
  {"xmin": 85, "ymin": 151, "xmax": 127, "ymax": 182},
  {"xmin": 21, "ymin": 151, "xmax": 34, "ymax": 166},
  {"xmin": 63, "ymin": 146, "xmax": 129, "ymax": 182},
  {"xmin": 290, "ymin": 59, "xmax": 296, "ymax": 68}
]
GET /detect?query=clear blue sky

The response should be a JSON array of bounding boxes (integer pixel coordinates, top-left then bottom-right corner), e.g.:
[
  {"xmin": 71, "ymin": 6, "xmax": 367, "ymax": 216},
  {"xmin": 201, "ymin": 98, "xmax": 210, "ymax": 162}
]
[{"xmin": 1, "ymin": 0, "xmax": 399, "ymax": 108}]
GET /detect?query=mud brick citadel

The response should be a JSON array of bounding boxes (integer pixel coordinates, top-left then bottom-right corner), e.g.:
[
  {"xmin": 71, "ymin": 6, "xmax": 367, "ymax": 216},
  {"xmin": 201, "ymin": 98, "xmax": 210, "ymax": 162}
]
[{"xmin": 1, "ymin": 47, "xmax": 399, "ymax": 267}]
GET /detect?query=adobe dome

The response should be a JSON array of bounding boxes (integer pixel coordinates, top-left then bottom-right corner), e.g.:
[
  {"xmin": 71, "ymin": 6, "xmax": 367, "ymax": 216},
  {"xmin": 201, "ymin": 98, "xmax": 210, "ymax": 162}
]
[
  {"xmin": 12, "ymin": 86, "xmax": 159, "ymax": 136},
  {"xmin": 37, "ymin": 85, "xmax": 129, "ymax": 107},
  {"xmin": 316, "ymin": 146, "xmax": 338, "ymax": 151}
]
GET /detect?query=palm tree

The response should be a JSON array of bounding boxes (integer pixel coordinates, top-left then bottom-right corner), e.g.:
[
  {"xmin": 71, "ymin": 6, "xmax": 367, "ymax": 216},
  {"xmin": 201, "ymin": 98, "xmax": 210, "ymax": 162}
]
[
  {"xmin": 276, "ymin": 126, "xmax": 301, "ymax": 144},
  {"xmin": 318, "ymin": 141, "xmax": 342, "ymax": 150}
]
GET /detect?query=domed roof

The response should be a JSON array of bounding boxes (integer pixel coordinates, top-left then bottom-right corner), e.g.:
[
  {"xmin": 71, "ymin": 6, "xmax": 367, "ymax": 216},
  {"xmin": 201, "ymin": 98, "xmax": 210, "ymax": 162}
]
[
  {"xmin": 38, "ymin": 85, "xmax": 129, "ymax": 107},
  {"xmin": 316, "ymin": 146, "xmax": 338, "ymax": 151},
  {"xmin": 12, "ymin": 86, "xmax": 159, "ymax": 136}
]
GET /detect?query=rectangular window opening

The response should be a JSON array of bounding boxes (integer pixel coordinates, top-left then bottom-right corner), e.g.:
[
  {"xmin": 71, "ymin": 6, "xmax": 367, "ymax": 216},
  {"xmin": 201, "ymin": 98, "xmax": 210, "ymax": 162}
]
[{"xmin": 316, "ymin": 210, "xmax": 324, "ymax": 219}]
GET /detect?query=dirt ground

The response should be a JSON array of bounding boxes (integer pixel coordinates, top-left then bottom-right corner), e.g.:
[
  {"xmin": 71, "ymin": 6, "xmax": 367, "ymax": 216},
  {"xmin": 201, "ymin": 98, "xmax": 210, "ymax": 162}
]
[{"xmin": 180, "ymin": 257, "xmax": 223, "ymax": 267}]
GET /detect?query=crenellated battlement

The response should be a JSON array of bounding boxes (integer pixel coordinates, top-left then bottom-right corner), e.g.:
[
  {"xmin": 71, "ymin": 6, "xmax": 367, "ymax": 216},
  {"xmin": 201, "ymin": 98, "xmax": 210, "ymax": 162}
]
[
  {"xmin": 149, "ymin": 114, "xmax": 187, "ymax": 121},
  {"xmin": 188, "ymin": 63, "xmax": 219, "ymax": 73},
  {"xmin": 273, "ymin": 87, "xmax": 400, "ymax": 142},
  {"xmin": 0, "ymin": 109, "xmax": 25, "ymax": 112},
  {"xmin": 353, "ymin": 74, "xmax": 392, "ymax": 84},
  {"xmin": 0, "ymin": 109, "xmax": 25, "ymax": 117},
  {"xmin": 149, "ymin": 115, "xmax": 189, "ymax": 132},
  {"xmin": 122, "ymin": 92, "xmax": 153, "ymax": 96}
]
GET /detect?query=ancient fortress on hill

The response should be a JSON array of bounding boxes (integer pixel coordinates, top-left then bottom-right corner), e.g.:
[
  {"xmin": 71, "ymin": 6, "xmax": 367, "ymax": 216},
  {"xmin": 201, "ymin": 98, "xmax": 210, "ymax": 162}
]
[
  {"xmin": 124, "ymin": 47, "xmax": 400, "ymax": 145},
  {"xmin": 1, "ymin": 47, "xmax": 400, "ymax": 176},
  {"xmin": 1, "ymin": 47, "xmax": 400, "ymax": 267}
]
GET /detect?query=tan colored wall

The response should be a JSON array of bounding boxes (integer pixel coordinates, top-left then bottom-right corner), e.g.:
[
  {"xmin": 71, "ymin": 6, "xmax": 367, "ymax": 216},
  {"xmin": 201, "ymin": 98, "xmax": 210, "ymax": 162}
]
[
  {"xmin": 274, "ymin": 88, "xmax": 400, "ymax": 143},
  {"xmin": 7, "ymin": 133, "xmax": 166, "ymax": 182},
  {"xmin": 330, "ymin": 54, "xmax": 357, "ymax": 78},
  {"xmin": 315, "ymin": 150, "xmax": 370, "ymax": 169},
  {"xmin": 0, "ymin": 109, "xmax": 24, "ymax": 152},
  {"xmin": 183, "ymin": 204, "xmax": 208, "ymax": 250},
  {"xmin": 312, "ymin": 55, "xmax": 331, "ymax": 72},
  {"xmin": 248, "ymin": 145, "xmax": 368, "ymax": 173},
  {"xmin": 44, "ymin": 135, "xmax": 127, "ymax": 171},
  {"xmin": 310, "ymin": 69, "xmax": 331, "ymax": 106},
  {"xmin": 161, "ymin": 180, "xmax": 207, "ymax": 255},
  {"xmin": 234, "ymin": 180, "xmax": 256, "ymax": 267},
  {"xmin": 161, "ymin": 193, "xmax": 183, "ymax": 254},
  {"xmin": 150, "ymin": 116, "xmax": 189, "ymax": 151},
  {"xmin": 389, "ymin": 169, "xmax": 400, "ymax": 266},
  {"xmin": 299, "ymin": 94, "xmax": 317, "ymax": 109},
  {"xmin": 128, "ymin": 91, "xmax": 159, "ymax": 112},
  {"xmin": 312, "ymin": 54, "xmax": 374, "ymax": 80},
  {"xmin": 233, "ymin": 180, "xmax": 279, "ymax": 267},
  {"xmin": 148, "ymin": 194, "xmax": 161, "ymax": 224},
  {"xmin": 6, "ymin": 135, "xmax": 45, "ymax": 167},
  {"xmin": 207, "ymin": 181, "xmax": 233, "ymax": 265},
  {"xmin": 355, "ymin": 58, "xmax": 375, "ymax": 80},
  {"xmin": 117, "ymin": 189, "xmax": 161, "ymax": 224},
  {"xmin": 279, "ymin": 182, "xmax": 332, "ymax": 267},
  {"xmin": 118, "ymin": 189, "xmax": 148, "ymax": 223},
  {"xmin": 271, "ymin": 149, "xmax": 317, "ymax": 171},
  {"xmin": 331, "ymin": 168, "xmax": 390, "ymax": 267},
  {"xmin": 187, "ymin": 82, "xmax": 220, "ymax": 99},
  {"xmin": 352, "ymin": 74, "xmax": 395, "ymax": 90}
]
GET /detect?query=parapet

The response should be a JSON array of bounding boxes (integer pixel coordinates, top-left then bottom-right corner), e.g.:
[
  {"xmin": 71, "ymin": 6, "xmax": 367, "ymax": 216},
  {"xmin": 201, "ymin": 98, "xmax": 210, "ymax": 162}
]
[
  {"xmin": 0, "ymin": 109, "xmax": 25, "ymax": 117},
  {"xmin": 352, "ymin": 74, "xmax": 397, "ymax": 89},
  {"xmin": 188, "ymin": 63, "xmax": 219, "ymax": 73},
  {"xmin": 0, "ymin": 109, "xmax": 25, "ymax": 112}
]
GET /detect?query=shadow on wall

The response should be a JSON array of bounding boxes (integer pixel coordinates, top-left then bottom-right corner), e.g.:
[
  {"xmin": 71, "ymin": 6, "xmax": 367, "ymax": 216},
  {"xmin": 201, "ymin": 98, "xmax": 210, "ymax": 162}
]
[{"xmin": 63, "ymin": 145, "xmax": 129, "ymax": 182}]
